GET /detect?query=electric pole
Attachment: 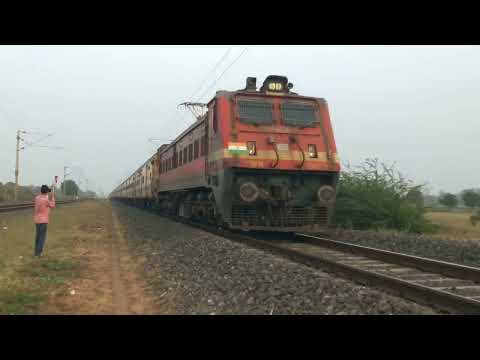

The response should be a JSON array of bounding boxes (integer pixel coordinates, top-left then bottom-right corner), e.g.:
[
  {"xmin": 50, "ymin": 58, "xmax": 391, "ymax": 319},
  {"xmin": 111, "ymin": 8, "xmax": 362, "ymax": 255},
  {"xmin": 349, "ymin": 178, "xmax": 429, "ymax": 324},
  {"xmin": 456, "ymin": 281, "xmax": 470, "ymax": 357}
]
[
  {"xmin": 64, "ymin": 166, "xmax": 68, "ymax": 197},
  {"xmin": 12, "ymin": 130, "xmax": 63, "ymax": 201},
  {"xmin": 14, "ymin": 130, "xmax": 26, "ymax": 201}
]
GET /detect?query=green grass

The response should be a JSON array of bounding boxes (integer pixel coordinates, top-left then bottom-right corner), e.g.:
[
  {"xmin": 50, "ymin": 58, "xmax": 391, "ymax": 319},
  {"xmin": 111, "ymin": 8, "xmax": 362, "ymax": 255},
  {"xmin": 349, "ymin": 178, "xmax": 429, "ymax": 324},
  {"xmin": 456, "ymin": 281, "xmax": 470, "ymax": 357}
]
[
  {"xmin": 19, "ymin": 258, "xmax": 79, "ymax": 284},
  {"xmin": 0, "ymin": 291, "xmax": 46, "ymax": 315},
  {"xmin": 0, "ymin": 200, "xmax": 107, "ymax": 314}
]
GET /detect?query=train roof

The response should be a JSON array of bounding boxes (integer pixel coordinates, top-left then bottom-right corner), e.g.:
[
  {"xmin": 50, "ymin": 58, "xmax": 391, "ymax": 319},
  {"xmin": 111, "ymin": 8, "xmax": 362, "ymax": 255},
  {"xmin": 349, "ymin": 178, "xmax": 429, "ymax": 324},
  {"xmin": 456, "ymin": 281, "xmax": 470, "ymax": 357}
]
[{"xmin": 157, "ymin": 113, "xmax": 207, "ymax": 156}]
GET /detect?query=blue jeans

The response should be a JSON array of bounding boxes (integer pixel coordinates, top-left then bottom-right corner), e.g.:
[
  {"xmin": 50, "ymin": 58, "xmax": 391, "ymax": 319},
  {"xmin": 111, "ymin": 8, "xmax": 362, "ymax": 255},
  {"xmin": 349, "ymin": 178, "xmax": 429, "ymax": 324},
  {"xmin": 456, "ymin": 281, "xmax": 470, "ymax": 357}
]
[{"xmin": 34, "ymin": 223, "xmax": 48, "ymax": 256}]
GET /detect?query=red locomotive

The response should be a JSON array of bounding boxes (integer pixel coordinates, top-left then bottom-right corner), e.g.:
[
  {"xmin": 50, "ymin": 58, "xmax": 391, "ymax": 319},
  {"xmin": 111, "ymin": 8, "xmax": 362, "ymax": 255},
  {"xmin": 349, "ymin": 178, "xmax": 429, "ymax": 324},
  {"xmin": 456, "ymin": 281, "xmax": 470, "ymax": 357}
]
[{"xmin": 111, "ymin": 75, "xmax": 340, "ymax": 232}]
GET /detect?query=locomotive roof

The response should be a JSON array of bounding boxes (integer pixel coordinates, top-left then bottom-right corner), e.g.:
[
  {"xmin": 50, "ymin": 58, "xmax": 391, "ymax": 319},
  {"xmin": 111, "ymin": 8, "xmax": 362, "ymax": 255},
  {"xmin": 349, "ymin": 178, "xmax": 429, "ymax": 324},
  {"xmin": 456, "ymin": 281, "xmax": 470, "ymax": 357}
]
[{"xmin": 208, "ymin": 90, "xmax": 325, "ymax": 105}]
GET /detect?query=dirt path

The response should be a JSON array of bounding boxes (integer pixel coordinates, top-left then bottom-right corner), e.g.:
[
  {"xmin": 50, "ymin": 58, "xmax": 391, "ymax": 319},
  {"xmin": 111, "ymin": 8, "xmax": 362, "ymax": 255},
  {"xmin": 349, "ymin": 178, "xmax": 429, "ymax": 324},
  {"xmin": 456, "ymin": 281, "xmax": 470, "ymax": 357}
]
[
  {"xmin": 108, "ymin": 208, "xmax": 156, "ymax": 314},
  {"xmin": 108, "ymin": 210, "xmax": 130, "ymax": 314},
  {"xmin": 39, "ymin": 201, "xmax": 158, "ymax": 315}
]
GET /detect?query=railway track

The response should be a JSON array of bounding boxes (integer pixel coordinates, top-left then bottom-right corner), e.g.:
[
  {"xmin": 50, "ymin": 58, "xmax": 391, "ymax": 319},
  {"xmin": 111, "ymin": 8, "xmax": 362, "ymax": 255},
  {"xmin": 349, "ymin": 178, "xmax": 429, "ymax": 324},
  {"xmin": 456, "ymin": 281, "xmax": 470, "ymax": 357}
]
[
  {"xmin": 270, "ymin": 234, "xmax": 480, "ymax": 314},
  {"xmin": 177, "ymin": 219, "xmax": 480, "ymax": 314},
  {"xmin": 114, "ymin": 202, "xmax": 480, "ymax": 314},
  {"xmin": 0, "ymin": 200, "xmax": 78, "ymax": 213}
]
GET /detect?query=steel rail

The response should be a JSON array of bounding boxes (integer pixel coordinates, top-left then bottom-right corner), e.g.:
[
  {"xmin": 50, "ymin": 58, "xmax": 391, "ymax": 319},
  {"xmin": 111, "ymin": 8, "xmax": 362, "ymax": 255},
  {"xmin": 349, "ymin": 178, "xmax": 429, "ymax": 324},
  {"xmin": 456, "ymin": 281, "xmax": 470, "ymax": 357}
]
[
  {"xmin": 179, "ymin": 218, "xmax": 480, "ymax": 314},
  {"xmin": 296, "ymin": 233, "xmax": 480, "ymax": 283},
  {"xmin": 0, "ymin": 200, "xmax": 79, "ymax": 213}
]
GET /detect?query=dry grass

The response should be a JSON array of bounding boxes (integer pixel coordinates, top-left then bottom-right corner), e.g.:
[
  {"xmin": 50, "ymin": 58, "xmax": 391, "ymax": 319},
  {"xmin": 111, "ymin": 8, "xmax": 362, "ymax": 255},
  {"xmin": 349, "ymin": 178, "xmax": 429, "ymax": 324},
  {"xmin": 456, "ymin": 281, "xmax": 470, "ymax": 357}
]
[
  {"xmin": 426, "ymin": 209, "xmax": 480, "ymax": 241},
  {"xmin": 0, "ymin": 201, "xmax": 110, "ymax": 314}
]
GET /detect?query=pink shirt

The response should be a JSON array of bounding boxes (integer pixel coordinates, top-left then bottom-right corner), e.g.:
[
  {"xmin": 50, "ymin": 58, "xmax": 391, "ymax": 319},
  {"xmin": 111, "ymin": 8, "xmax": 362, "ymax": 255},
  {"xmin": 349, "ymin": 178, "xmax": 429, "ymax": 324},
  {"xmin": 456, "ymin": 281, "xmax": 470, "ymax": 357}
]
[{"xmin": 34, "ymin": 194, "xmax": 56, "ymax": 224}]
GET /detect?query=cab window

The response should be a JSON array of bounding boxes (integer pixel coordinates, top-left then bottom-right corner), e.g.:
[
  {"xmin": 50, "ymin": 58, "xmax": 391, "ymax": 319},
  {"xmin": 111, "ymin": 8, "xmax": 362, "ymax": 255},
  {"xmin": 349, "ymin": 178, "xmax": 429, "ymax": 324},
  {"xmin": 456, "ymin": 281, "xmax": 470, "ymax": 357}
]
[
  {"xmin": 238, "ymin": 100, "xmax": 273, "ymax": 125},
  {"xmin": 281, "ymin": 102, "xmax": 317, "ymax": 127}
]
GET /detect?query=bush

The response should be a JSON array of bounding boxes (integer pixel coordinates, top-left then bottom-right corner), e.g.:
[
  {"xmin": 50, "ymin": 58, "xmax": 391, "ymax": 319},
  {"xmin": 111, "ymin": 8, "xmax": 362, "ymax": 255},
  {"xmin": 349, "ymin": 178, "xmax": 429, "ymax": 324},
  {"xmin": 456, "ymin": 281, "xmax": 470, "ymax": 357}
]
[{"xmin": 333, "ymin": 158, "xmax": 436, "ymax": 233}]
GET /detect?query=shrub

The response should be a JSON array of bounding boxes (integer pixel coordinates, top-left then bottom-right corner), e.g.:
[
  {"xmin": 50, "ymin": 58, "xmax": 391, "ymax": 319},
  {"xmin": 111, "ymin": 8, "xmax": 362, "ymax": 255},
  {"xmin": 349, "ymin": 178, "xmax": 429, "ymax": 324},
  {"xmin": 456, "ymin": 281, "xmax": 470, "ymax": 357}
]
[{"xmin": 333, "ymin": 158, "xmax": 436, "ymax": 233}]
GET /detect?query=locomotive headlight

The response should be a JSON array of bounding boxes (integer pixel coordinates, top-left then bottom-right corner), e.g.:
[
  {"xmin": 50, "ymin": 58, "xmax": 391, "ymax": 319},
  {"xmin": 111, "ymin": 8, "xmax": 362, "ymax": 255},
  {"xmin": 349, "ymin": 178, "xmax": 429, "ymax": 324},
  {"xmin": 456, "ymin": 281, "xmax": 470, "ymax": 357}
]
[
  {"xmin": 317, "ymin": 185, "xmax": 336, "ymax": 205},
  {"xmin": 239, "ymin": 182, "xmax": 259, "ymax": 202},
  {"xmin": 268, "ymin": 82, "xmax": 283, "ymax": 91},
  {"xmin": 308, "ymin": 144, "xmax": 317, "ymax": 158},
  {"xmin": 247, "ymin": 141, "xmax": 257, "ymax": 156}
]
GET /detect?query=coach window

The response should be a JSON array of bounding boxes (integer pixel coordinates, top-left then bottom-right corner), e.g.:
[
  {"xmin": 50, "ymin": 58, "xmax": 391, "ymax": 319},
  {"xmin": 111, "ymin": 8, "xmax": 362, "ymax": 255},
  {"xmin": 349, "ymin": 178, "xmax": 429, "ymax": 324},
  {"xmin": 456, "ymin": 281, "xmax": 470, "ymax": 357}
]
[
  {"xmin": 183, "ymin": 148, "xmax": 187, "ymax": 164},
  {"xmin": 188, "ymin": 144, "xmax": 193, "ymax": 162},
  {"xmin": 179, "ymin": 149, "xmax": 183, "ymax": 166},
  {"xmin": 194, "ymin": 139, "xmax": 199, "ymax": 159},
  {"xmin": 200, "ymin": 137, "xmax": 205, "ymax": 156}
]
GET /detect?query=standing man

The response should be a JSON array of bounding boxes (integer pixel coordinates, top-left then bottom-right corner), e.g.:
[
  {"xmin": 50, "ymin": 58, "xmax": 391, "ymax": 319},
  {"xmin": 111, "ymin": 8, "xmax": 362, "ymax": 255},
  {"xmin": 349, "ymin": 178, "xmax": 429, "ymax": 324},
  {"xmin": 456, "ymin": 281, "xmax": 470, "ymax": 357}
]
[{"xmin": 34, "ymin": 185, "xmax": 56, "ymax": 257}]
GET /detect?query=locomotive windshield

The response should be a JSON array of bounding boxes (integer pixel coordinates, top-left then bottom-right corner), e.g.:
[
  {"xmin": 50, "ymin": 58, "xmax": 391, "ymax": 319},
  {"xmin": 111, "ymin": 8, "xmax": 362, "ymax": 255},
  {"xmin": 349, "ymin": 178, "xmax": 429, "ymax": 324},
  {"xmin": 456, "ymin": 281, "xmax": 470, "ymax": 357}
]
[
  {"xmin": 238, "ymin": 100, "xmax": 273, "ymax": 125},
  {"xmin": 281, "ymin": 103, "xmax": 316, "ymax": 127}
]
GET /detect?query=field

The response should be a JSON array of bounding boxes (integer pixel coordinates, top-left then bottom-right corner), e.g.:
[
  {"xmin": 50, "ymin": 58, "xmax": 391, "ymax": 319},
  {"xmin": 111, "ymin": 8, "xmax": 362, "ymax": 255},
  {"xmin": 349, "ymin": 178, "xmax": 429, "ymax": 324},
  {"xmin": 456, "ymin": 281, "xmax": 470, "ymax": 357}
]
[
  {"xmin": 426, "ymin": 209, "xmax": 480, "ymax": 240},
  {"xmin": 0, "ymin": 200, "xmax": 155, "ymax": 315}
]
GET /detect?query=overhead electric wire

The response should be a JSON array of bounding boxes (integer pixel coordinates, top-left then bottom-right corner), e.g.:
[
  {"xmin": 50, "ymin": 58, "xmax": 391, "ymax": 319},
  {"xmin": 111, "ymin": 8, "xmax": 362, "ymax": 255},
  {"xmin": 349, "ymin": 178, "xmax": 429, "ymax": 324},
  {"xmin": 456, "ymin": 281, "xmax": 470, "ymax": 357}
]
[
  {"xmin": 153, "ymin": 46, "xmax": 249, "ymax": 145},
  {"xmin": 196, "ymin": 46, "xmax": 249, "ymax": 102},
  {"xmin": 186, "ymin": 46, "xmax": 234, "ymax": 101},
  {"xmin": 171, "ymin": 45, "xmax": 235, "ymax": 126},
  {"xmin": 166, "ymin": 45, "xmax": 234, "ymax": 129},
  {"xmin": 23, "ymin": 133, "xmax": 54, "ymax": 148}
]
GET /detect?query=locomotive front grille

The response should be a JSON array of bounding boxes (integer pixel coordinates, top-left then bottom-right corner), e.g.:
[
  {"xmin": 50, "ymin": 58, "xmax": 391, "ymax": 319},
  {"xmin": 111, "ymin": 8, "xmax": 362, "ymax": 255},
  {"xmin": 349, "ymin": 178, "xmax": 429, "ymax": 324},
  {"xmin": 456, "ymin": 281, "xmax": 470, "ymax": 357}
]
[
  {"xmin": 232, "ymin": 205, "xmax": 259, "ymax": 225},
  {"xmin": 231, "ymin": 205, "xmax": 328, "ymax": 227}
]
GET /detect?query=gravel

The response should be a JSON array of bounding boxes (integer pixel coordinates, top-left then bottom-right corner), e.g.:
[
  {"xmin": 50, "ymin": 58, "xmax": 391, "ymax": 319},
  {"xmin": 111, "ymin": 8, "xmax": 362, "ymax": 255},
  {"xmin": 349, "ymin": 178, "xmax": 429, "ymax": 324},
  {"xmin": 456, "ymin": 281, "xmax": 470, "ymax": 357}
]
[
  {"xmin": 113, "ymin": 203, "xmax": 437, "ymax": 315},
  {"xmin": 325, "ymin": 229, "xmax": 480, "ymax": 268}
]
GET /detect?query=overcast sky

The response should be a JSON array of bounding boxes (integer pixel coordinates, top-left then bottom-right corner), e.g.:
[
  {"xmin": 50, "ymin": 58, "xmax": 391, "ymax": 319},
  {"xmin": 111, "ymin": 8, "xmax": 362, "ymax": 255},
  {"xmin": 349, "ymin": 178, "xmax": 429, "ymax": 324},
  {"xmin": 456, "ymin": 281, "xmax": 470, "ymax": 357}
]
[{"xmin": 1, "ymin": 45, "xmax": 479, "ymax": 195}]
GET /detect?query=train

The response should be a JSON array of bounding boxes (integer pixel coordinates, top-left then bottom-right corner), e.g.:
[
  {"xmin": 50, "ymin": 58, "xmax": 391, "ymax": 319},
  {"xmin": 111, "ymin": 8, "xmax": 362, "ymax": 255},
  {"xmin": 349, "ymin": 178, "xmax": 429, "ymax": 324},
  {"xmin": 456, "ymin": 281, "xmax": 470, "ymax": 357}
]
[{"xmin": 110, "ymin": 75, "xmax": 340, "ymax": 232}]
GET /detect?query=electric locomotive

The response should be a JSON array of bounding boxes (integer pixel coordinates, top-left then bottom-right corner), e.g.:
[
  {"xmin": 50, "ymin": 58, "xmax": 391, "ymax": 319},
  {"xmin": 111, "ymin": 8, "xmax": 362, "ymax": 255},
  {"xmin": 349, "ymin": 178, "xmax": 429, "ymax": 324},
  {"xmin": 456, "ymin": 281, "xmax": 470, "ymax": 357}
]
[{"xmin": 111, "ymin": 75, "xmax": 340, "ymax": 232}]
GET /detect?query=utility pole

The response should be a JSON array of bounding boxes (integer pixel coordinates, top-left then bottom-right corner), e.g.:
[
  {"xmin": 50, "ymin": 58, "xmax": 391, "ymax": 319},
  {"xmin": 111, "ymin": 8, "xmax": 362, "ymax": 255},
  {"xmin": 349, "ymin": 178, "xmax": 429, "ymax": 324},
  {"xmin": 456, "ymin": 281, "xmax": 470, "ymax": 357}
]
[
  {"xmin": 13, "ymin": 130, "xmax": 63, "ymax": 201},
  {"xmin": 64, "ymin": 166, "xmax": 68, "ymax": 197},
  {"xmin": 63, "ymin": 166, "xmax": 73, "ymax": 199},
  {"xmin": 14, "ymin": 130, "xmax": 26, "ymax": 201}
]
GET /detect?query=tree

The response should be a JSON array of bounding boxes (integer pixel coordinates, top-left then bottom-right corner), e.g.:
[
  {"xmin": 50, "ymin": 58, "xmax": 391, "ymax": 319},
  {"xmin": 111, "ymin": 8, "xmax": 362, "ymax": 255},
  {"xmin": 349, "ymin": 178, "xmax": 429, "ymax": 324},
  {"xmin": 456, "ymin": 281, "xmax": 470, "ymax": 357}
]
[
  {"xmin": 61, "ymin": 180, "xmax": 79, "ymax": 196},
  {"xmin": 462, "ymin": 189, "xmax": 480, "ymax": 208},
  {"xmin": 439, "ymin": 193, "xmax": 458, "ymax": 208}
]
